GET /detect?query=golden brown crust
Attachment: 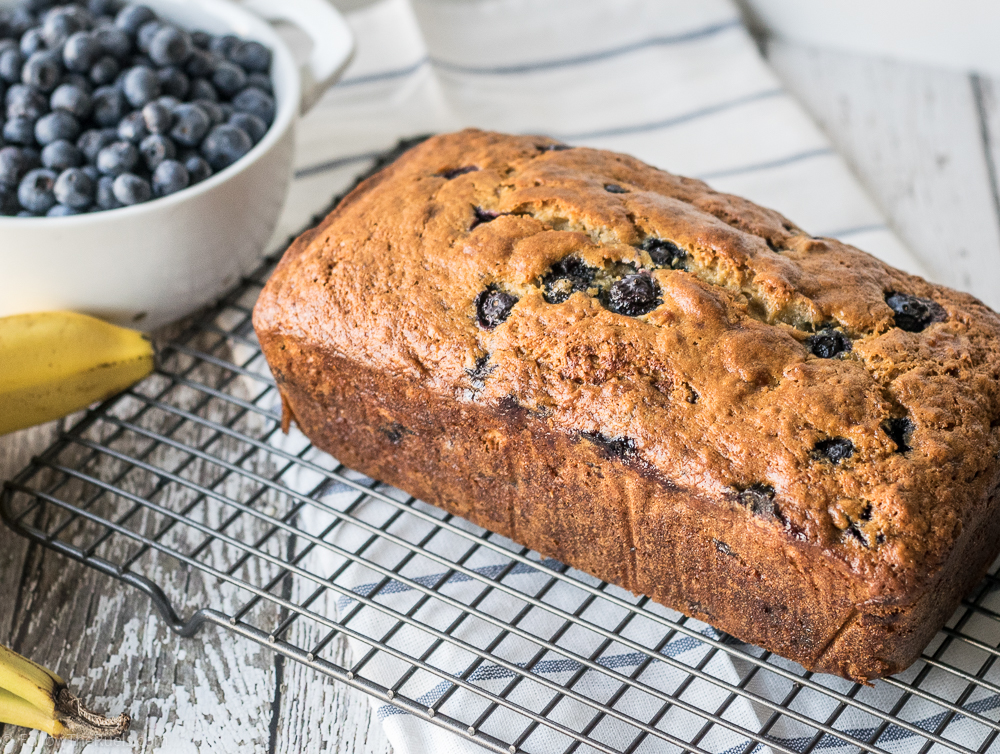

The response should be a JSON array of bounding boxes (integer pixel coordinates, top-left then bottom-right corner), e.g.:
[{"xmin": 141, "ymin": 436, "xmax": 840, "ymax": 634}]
[{"xmin": 253, "ymin": 129, "xmax": 1000, "ymax": 680}]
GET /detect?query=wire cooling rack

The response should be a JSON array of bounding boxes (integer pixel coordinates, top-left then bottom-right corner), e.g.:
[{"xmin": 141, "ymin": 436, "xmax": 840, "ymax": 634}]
[{"xmin": 5, "ymin": 146, "xmax": 1000, "ymax": 754}]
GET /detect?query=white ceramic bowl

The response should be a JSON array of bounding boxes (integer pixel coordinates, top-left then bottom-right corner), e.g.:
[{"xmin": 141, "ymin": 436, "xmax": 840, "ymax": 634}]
[{"xmin": 0, "ymin": 0, "xmax": 353, "ymax": 329}]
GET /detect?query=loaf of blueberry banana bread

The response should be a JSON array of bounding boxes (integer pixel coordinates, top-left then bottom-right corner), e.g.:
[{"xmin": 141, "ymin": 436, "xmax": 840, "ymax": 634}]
[{"xmin": 253, "ymin": 129, "xmax": 1000, "ymax": 681}]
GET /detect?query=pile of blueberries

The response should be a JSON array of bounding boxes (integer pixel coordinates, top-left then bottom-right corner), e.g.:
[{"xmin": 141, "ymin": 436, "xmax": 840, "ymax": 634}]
[{"xmin": 0, "ymin": 0, "xmax": 276, "ymax": 216}]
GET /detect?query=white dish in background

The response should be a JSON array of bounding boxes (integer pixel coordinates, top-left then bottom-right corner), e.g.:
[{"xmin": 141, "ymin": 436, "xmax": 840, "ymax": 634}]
[
  {"xmin": 0, "ymin": 0, "xmax": 353, "ymax": 330},
  {"xmin": 742, "ymin": 0, "xmax": 1000, "ymax": 76}
]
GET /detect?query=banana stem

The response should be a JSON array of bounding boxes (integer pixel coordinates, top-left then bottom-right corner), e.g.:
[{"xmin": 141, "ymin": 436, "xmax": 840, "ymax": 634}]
[{"xmin": 53, "ymin": 687, "xmax": 130, "ymax": 740}]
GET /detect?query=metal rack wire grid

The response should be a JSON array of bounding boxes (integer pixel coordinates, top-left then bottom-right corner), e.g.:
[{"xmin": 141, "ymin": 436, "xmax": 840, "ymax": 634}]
[{"xmin": 5, "ymin": 145, "xmax": 1000, "ymax": 754}]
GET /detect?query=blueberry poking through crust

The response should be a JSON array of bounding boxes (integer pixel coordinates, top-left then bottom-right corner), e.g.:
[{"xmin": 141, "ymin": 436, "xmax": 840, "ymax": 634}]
[
  {"xmin": 885, "ymin": 292, "xmax": 946, "ymax": 332},
  {"xmin": 475, "ymin": 286, "xmax": 518, "ymax": 329},
  {"xmin": 439, "ymin": 166, "xmax": 478, "ymax": 179},
  {"xmin": 470, "ymin": 206, "xmax": 499, "ymax": 230},
  {"xmin": 641, "ymin": 237, "xmax": 688, "ymax": 269},
  {"xmin": 814, "ymin": 438, "xmax": 854, "ymax": 464},
  {"xmin": 604, "ymin": 183, "xmax": 628, "ymax": 194},
  {"xmin": 607, "ymin": 271, "xmax": 662, "ymax": 316},
  {"xmin": 883, "ymin": 417, "xmax": 914, "ymax": 453},
  {"xmin": 737, "ymin": 484, "xmax": 779, "ymax": 521},
  {"xmin": 542, "ymin": 257, "xmax": 595, "ymax": 304},
  {"xmin": 539, "ymin": 143, "xmax": 572, "ymax": 151},
  {"xmin": 806, "ymin": 328, "xmax": 852, "ymax": 358}
]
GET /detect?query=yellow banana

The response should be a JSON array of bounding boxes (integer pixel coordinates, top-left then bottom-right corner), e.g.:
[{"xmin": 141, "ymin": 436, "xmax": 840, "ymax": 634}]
[
  {"xmin": 0, "ymin": 311, "xmax": 154, "ymax": 436},
  {"xmin": 0, "ymin": 643, "xmax": 128, "ymax": 739}
]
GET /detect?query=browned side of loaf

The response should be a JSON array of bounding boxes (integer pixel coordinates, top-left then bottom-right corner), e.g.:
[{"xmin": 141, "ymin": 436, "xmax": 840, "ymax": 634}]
[{"xmin": 261, "ymin": 338, "xmax": 1000, "ymax": 681}]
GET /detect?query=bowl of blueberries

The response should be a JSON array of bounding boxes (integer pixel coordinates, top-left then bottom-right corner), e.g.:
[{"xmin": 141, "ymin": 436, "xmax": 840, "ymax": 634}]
[{"xmin": 0, "ymin": 0, "xmax": 353, "ymax": 328}]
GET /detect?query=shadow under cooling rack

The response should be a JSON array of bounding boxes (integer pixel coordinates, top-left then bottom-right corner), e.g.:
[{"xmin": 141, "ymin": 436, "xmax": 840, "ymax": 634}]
[{"xmin": 5, "ymin": 153, "xmax": 1000, "ymax": 754}]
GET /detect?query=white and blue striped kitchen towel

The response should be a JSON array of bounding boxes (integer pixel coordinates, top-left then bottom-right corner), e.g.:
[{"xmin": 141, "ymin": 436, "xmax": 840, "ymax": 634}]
[{"xmin": 262, "ymin": 0, "xmax": 967, "ymax": 752}]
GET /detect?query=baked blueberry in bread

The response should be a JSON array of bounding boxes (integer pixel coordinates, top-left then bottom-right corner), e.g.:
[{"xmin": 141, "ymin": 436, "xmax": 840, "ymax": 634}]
[{"xmin": 253, "ymin": 129, "xmax": 1000, "ymax": 681}]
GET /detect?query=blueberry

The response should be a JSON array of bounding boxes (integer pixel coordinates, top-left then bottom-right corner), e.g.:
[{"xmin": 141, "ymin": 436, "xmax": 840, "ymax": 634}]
[
  {"xmin": 20, "ymin": 28, "xmax": 46, "ymax": 57},
  {"xmin": 53, "ymin": 166, "xmax": 94, "ymax": 208},
  {"xmin": 50, "ymin": 82, "xmax": 90, "ymax": 117},
  {"xmin": 81, "ymin": 164, "xmax": 99, "ymax": 181},
  {"xmin": 62, "ymin": 31, "xmax": 102, "ymax": 72},
  {"xmin": 542, "ymin": 257, "xmax": 594, "ymax": 304},
  {"xmin": 607, "ymin": 271, "xmax": 661, "ymax": 316},
  {"xmin": 885, "ymin": 291, "xmax": 946, "ymax": 332},
  {"xmin": 140, "ymin": 100, "xmax": 171, "ymax": 133},
  {"xmin": 47, "ymin": 202, "xmax": 82, "ymax": 216},
  {"xmin": 6, "ymin": 84, "xmax": 47, "ymax": 119},
  {"xmin": 138, "ymin": 132, "xmax": 173, "ymax": 169},
  {"xmin": 199, "ymin": 122, "xmax": 251, "ymax": 169},
  {"xmin": 0, "ymin": 49, "xmax": 24, "ymax": 84},
  {"xmin": 230, "ymin": 85, "xmax": 274, "ymax": 125},
  {"xmin": 182, "ymin": 152, "xmax": 210, "ymax": 183},
  {"xmin": 184, "ymin": 48, "xmax": 215, "ymax": 78},
  {"xmin": 211, "ymin": 60, "xmax": 246, "ymax": 97},
  {"xmin": 737, "ymin": 484, "xmax": 779, "ymax": 520},
  {"xmin": 57, "ymin": 72, "xmax": 91, "ymax": 94},
  {"xmin": 34, "ymin": 109, "xmax": 79, "ymax": 144},
  {"xmin": 813, "ymin": 438, "xmax": 854, "ymax": 464},
  {"xmin": 641, "ymin": 237, "xmax": 688, "ymax": 269},
  {"xmin": 148, "ymin": 25, "xmax": 191, "ymax": 66},
  {"xmin": 96, "ymin": 139, "xmax": 137, "ymax": 175},
  {"xmin": 156, "ymin": 65, "xmax": 187, "ymax": 98},
  {"xmin": 190, "ymin": 30, "xmax": 211, "ymax": 50},
  {"xmin": 17, "ymin": 167, "xmax": 57, "ymax": 213},
  {"xmin": 113, "ymin": 109, "xmax": 144, "ymax": 142},
  {"xmin": 151, "ymin": 158, "xmax": 187, "ymax": 196},
  {"xmin": 156, "ymin": 94, "xmax": 180, "ymax": 110},
  {"xmin": 115, "ymin": 4, "xmax": 155, "ymax": 35},
  {"xmin": 806, "ymin": 328, "xmax": 851, "ymax": 358},
  {"xmin": 88, "ymin": 55, "xmax": 119, "ymax": 85},
  {"xmin": 188, "ymin": 76, "xmax": 216, "ymax": 102},
  {"xmin": 169, "ymin": 102, "xmax": 208, "ymax": 146},
  {"xmin": 5, "ymin": 9, "xmax": 35, "ymax": 39},
  {"xmin": 883, "ymin": 417, "xmax": 914, "ymax": 453},
  {"xmin": 90, "ymin": 84, "xmax": 125, "ymax": 125},
  {"xmin": 193, "ymin": 97, "xmax": 223, "ymax": 125},
  {"xmin": 129, "ymin": 53, "xmax": 154, "ymax": 69},
  {"xmin": 474, "ymin": 286, "xmax": 518, "ymax": 329},
  {"xmin": 209, "ymin": 34, "xmax": 239, "ymax": 58},
  {"xmin": 469, "ymin": 205, "xmax": 498, "ymax": 230},
  {"xmin": 111, "ymin": 171, "xmax": 150, "ymax": 204},
  {"xmin": 42, "ymin": 8, "xmax": 85, "ymax": 49},
  {"xmin": 604, "ymin": 183, "xmax": 628, "ymax": 193},
  {"xmin": 136, "ymin": 20, "xmax": 161, "ymax": 53},
  {"xmin": 438, "ymin": 165, "xmax": 477, "ymax": 179},
  {"xmin": 227, "ymin": 40, "xmax": 270, "ymax": 73},
  {"xmin": 228, "ymin": 111, "xmax": 265, "ymax": 143},
  {"xmin": 41, "ymin": 139, "xmax": 83, "ymax": 170},
  {"xmin": 0, "ymin": 188, "xmax": 20, "ymax": 215},
  {"xmin": 76, "ymin": 126, "xmax": 115, "ymax": 160},
  {"xmin": 0, "ymin": 145, "xmax": 29, "ymax": 184},
  {"xmin": 3, "ymin": 115, "xmax": 36, "ymax": 145},
  {"xmin": 95, "ymin": 173, "xmax": 119, "ymax": 208},
  {"xmin": 22, "ymin": 51, "xmax": 63, "ymax": 92},
  {"xmin": 87, "ymin": 0, "xmax": 121, "ymax": 17},
  {"xmin": 121, "ymin": 65, "xmax": 158, "ymax": 107},
  {"xmin": 93, "ymin": 24, "xmax": 131, "ymax": 59},
  {"xmin": 246, "ymin": 71, "xmax": 271, "ymax": 94}
]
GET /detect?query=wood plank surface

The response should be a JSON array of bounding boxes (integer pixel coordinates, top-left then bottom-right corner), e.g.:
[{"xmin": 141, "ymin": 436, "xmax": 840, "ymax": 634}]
[{"xmin": 3, "ymin": 39, "xmax": 1000, "ymax": 754}]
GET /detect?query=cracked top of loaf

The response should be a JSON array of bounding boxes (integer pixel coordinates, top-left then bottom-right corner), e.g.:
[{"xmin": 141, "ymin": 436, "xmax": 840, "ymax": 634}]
[{"xmin": 256, "ymin": 129, "xmax": 1000, "ymax": 600}]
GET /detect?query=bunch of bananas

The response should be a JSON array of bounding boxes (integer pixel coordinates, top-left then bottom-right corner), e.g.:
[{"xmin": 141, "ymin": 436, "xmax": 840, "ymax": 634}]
[
  {"xmin": 0, "ymin": 311, "xmax": 154, "ymax": 437},
  {"xmin": 0, "ymin": 643, "xmax": 129, "ymax": 739},
  {"xmin": 0, "ymin": 311, "xmax": 151, "ymax": 738}
]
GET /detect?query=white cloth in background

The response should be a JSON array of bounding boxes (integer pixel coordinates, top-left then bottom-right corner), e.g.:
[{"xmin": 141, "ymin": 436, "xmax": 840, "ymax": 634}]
[{"xmin": 264, "ymin": 2, "xmax": 991, "ymax": 753}]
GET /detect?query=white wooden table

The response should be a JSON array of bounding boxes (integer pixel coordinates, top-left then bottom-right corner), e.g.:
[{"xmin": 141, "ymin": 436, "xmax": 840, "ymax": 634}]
[{"xmin": 3, "ymin": 36, "xmax": 1000, "ymax": 754}]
